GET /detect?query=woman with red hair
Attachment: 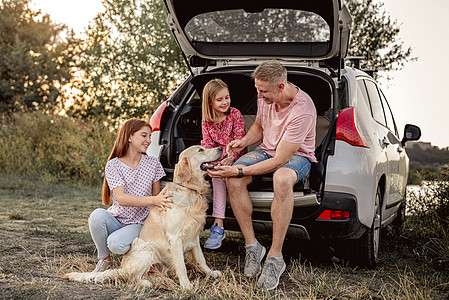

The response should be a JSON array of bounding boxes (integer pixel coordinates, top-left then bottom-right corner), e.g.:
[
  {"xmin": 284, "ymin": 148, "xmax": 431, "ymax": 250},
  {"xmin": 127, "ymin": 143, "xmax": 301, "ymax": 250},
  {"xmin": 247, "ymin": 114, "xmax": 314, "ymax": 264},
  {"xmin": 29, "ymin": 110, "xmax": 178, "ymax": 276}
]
[{"xmin": 88, "ymin": 119, "xmax": 172, "ymax": 272}]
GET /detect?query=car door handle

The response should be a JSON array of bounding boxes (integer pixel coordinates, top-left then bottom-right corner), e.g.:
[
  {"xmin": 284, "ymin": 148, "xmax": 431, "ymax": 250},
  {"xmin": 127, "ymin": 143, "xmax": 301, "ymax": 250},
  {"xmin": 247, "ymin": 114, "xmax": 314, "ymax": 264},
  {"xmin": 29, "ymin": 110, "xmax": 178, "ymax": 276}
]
[{"xmin": 381, "ymin": 137, "xmax": 390, "ymax": 146}]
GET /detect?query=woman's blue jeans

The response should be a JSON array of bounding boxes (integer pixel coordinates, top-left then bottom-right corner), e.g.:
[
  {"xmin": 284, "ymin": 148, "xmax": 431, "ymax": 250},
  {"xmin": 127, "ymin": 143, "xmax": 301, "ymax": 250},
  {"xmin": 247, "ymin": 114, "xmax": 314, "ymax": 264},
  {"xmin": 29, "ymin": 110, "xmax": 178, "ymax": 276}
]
[{"xmin": 88, "ymin": 208, "xmax": 142, "ymax": 260}]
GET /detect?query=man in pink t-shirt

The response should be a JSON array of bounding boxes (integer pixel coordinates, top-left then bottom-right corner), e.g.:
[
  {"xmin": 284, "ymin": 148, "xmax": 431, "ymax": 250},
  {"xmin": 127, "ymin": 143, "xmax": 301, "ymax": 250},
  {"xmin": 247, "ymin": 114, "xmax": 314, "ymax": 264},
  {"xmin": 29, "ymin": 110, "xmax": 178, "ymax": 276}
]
[{"xmin": 208, "ymin": 60, "xmax": 316, "ymax": 290}]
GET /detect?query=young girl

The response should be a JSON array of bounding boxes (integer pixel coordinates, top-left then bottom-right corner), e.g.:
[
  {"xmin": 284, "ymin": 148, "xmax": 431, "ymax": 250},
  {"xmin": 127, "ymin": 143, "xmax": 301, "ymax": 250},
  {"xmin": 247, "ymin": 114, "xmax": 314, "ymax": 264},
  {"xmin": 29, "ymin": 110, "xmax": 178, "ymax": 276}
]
[
  {"xmin": 201, "ymin": 78, "xmax": 245, "ymax": 249},
  {"xmin": 89, "ymin": 118, "xmax": 173, "ymax": 272}
]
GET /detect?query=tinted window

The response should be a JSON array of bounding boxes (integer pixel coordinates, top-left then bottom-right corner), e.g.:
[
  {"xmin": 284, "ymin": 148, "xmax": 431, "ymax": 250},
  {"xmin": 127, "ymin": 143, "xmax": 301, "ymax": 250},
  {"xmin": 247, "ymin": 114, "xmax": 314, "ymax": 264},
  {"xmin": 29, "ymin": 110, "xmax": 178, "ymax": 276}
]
[
  {"xmin": 364, "ymin": 80, "xmax": 386, "ymax": 126},
  {"xmin": 356, "ymin": 79, "xmax": 370, "ymax": 110},
  {"xmin": 379, "ymin": 90, "xmax": 398, "ymax": 136},
  {"xmin": 185, "ymin": 9, "xmax": 330, "ymax": 43}
]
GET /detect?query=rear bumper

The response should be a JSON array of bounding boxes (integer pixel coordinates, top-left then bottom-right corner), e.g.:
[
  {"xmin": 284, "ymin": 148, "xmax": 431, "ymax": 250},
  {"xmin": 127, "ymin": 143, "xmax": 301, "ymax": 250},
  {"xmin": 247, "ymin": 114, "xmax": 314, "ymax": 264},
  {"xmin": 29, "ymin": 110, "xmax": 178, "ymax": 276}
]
[{"xmin": 206, "ymin": 191, "xmax": 367, "ymax": 240}]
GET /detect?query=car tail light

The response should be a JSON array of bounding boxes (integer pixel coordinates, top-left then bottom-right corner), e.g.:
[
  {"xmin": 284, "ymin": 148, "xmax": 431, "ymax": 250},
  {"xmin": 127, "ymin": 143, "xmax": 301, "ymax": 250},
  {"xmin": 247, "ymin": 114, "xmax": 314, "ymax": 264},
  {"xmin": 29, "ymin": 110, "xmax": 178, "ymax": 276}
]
[
  {"xmin": 336, "ymin": 107, "xmax": 368, "ymax": 148},
  {"xmin": 149, "ymin": 101, "xmax": 169, "ymax": 131},
  {"xmin": 317, "ymin": 210, "xmax": 350, "ymax": 220}
]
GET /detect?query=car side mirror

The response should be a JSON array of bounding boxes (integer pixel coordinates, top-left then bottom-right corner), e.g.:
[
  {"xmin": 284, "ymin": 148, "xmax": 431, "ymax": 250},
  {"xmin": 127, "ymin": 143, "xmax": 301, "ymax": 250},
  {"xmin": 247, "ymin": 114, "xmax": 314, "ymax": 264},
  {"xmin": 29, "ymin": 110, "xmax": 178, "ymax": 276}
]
[{"xmin": 401, "ymin": 124, "xmax": 421, "ymax": 147}]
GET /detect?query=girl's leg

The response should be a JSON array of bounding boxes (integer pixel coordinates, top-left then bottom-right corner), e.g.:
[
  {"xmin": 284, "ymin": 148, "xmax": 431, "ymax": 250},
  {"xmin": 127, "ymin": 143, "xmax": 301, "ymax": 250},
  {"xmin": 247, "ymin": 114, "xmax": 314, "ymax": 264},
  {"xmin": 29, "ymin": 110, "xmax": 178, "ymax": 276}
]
[
  {"xmin": 211, "ymin": 177, "xmax": 227, "ymax": 227},
  {"xmin": 205, "ymin": 178, "xmax": 227, "ymax": 249},
  {"xmin": 88, "ymin": 208, "xmax": 123, "ymax": 260},
  {"xmin": 213, "ymin": 218, "xmax": 224, "ymax": 227},
  {"xmin": 107, "ymin": 223, "xmax": 143, "ymax": 255}
]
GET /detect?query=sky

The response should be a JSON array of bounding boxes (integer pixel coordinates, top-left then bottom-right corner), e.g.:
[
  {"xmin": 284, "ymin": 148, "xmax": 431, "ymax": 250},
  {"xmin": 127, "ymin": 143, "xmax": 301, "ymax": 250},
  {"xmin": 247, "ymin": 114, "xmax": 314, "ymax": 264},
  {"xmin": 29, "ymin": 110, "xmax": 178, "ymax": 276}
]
[
  {"xmin": 377, "ymin": 0, "xmax": 449, "ymax": 149},
  {"xmin": 32, "ymin": 0, "xmax": 449, "ymax": 149}
]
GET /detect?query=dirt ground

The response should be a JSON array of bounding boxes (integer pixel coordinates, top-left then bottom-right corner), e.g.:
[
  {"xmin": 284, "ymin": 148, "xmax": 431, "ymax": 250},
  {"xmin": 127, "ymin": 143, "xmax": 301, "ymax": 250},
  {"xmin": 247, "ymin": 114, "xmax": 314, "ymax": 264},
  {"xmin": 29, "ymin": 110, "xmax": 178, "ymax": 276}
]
[{"xmin": 1, "ymin": 176, "xmax": 448, "ymax": 299}]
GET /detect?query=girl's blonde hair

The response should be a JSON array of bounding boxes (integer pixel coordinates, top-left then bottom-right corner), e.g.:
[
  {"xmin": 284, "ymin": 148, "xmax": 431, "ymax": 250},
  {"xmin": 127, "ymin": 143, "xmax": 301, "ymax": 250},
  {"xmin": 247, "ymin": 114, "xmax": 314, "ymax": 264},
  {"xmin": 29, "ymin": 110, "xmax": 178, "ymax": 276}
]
[
  {"xmin": 201, "ymin": 78, "xmax": 230, "ymax": 122},
  {"xmin": 102, "ymin": 119, "xmax": 151, "ymax": 205}
]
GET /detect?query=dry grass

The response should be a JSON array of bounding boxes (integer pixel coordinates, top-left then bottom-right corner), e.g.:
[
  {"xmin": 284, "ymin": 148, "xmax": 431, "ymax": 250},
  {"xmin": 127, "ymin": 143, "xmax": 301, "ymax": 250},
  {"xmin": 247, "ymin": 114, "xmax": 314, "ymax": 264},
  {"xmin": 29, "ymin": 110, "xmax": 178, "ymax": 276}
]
[{"xmin": 0, "ymin": 174, "xmax": 448, "ymax": 299}]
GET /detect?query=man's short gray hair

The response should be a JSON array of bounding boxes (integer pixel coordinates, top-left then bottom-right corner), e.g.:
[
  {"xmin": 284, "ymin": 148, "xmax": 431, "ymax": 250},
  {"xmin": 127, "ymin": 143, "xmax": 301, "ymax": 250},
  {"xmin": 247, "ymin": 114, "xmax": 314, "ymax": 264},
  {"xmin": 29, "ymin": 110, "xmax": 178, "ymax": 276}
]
[{"xmin": 251, "ymin": 60, "xmax": 287, "ymax": 87}]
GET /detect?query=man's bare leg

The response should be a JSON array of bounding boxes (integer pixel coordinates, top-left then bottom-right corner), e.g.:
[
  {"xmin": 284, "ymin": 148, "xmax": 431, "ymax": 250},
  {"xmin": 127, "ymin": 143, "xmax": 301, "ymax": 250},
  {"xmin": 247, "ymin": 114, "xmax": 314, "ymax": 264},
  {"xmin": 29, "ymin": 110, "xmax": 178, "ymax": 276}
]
[
  {"xmin": 227, "ymin": 174, "xmax": 256, "ymax": 245},
  {"xmin": 269, "ymin": 167, "xmax": 296, "ymax": 257}
]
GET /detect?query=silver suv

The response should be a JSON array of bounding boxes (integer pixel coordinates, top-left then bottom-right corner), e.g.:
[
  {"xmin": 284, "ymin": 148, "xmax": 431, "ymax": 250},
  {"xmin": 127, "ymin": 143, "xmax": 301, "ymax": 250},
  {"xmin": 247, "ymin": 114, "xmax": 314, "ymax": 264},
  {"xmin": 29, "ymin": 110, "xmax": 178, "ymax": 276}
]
[{"xmin": 147, "ymin": 0, "xmax": 421, "ymax": 267}]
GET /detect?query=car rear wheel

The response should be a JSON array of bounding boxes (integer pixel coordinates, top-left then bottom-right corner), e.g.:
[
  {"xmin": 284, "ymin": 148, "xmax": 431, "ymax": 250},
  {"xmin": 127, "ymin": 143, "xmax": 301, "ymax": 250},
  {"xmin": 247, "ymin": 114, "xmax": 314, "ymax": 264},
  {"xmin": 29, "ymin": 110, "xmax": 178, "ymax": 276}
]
[{"xmin": 345, "ymin": 186, "xmax": 381, "ymax": 268}]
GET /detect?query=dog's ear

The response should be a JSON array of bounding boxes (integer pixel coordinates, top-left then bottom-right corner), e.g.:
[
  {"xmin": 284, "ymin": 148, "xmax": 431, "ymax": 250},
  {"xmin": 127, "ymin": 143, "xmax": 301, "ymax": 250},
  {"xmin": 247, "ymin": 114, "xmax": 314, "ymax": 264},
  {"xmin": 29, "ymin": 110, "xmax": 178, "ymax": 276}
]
[{"xmin": 174, "ymin": 156, "xmax": 191, "ymax": 184}]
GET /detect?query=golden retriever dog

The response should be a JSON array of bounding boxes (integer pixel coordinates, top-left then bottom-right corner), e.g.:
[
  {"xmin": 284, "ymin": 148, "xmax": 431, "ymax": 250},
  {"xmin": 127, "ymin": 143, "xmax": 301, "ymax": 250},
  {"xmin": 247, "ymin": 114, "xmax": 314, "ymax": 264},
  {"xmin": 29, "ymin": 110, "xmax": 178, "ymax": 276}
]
[{"xmin": 62, "ymin": 146, "xmax": 223, "ymax": 289}]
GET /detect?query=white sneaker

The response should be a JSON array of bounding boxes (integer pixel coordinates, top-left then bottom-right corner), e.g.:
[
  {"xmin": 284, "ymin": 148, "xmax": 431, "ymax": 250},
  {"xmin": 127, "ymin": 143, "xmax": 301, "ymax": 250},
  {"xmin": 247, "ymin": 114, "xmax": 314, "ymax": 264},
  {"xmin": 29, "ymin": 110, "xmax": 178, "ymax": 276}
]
[
  {"xmin": 244, "ymin": 243, "xmax": 266, "ymax": 277},
  {"xmin": 256, "ymin": 255, "xmax": 286, "ymax": 290},
  {"xmin": 93, "ymin": 259, "xmax": 112, "ymax": 272}
]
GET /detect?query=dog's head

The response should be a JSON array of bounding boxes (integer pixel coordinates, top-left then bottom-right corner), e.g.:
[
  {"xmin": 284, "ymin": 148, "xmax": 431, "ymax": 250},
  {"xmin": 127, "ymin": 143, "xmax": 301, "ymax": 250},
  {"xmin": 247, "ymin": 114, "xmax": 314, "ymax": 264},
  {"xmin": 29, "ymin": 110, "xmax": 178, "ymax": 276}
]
[{"xmin": 173, "ymin": 146, "xmax": 222, "ymax": 194}]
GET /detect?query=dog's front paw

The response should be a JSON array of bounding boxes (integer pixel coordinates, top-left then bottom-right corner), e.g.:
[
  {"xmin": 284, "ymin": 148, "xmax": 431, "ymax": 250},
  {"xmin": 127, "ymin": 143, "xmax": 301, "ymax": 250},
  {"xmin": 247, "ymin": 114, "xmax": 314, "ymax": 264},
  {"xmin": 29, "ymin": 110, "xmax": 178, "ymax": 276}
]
[
  {"xmin": 139, "ymin": 279, "xmax": 153, "ymax": 288},
  {"xmin": 180, "ymin": 282, "xmax": 193, "ymax": 290},
  {"xmin": 210, "ymin": 270, "xmax": 222, "ymax": 278}
]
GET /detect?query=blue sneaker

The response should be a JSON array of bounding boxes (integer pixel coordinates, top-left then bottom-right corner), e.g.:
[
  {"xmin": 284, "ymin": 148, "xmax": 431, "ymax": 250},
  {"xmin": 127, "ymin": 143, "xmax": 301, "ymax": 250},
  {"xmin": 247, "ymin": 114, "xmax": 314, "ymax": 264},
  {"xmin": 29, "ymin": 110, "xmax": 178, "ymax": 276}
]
[{"xmin": 204, "ymin": 224, "xmax": 225, "ymax": 249}]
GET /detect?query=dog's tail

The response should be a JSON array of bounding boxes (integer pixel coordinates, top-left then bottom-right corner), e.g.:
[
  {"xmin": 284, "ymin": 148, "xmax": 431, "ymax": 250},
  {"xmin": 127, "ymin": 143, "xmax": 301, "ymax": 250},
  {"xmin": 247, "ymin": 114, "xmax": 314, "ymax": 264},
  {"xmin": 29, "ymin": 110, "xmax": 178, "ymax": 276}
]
[
  {"xmin": 61, "ymin": 238, "xmax": 161, "ymax": 285},
  {"xmin": 60, "ymin": 268, "xmax": 123, "ymax": 284}
]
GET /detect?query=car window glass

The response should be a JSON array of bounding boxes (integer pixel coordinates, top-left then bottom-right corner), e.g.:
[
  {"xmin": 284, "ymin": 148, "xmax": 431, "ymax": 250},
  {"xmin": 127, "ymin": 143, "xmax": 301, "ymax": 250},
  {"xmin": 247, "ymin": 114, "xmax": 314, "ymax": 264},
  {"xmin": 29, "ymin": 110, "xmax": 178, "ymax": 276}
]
[
  {"xmin": 356, "ymin": 79, "xmax": 370, "ymax": 112},
  {"xmin": 379, "ymin": 90, "xmax": 398, "ymax": 136},
  {"xmin": 185, "ymin": 9, "xmax": 330, "ymax": 43},
  {"xmin": 364, "ymin": 80, "xmax": 386, "ymax": 126}
]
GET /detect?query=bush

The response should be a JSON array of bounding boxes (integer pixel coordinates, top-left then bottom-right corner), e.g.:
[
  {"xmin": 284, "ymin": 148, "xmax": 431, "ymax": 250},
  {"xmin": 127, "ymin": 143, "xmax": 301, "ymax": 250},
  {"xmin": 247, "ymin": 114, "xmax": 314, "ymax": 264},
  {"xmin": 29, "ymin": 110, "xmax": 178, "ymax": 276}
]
[
  {"xmin": 403, "ymin": 171, "xmax": 449, "ymax": 266},
  {"xmin": 407, "ymin": 171, "xmax": 422, "ymax": 185},
  {"xmin": 0, "ymin": 112, "xmax": 115, "ymax": 185}
]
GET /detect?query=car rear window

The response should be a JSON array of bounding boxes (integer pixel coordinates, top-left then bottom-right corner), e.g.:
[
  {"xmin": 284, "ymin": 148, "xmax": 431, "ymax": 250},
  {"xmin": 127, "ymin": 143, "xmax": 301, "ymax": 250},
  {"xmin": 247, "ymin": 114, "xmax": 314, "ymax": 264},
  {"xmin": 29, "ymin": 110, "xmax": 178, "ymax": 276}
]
[{"xmin": 184, "ymin": 8, "xmax": 330, "ymax": 43}]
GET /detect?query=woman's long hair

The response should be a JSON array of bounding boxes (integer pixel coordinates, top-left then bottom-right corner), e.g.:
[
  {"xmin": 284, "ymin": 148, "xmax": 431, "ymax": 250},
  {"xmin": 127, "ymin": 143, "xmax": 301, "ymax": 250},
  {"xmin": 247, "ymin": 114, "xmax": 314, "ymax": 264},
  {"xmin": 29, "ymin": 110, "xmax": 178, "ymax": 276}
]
[{"xmin": 102, "ymin": 119, "xmax": 151, "ymax": 205}]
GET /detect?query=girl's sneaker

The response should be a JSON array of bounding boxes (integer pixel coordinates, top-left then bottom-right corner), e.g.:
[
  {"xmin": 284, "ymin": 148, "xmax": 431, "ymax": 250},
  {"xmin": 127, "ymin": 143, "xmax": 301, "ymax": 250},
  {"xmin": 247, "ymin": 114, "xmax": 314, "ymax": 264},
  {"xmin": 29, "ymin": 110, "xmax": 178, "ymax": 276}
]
[{"xmin": 204, "ymin": 224, "xmax": 225, "ymax": 249}]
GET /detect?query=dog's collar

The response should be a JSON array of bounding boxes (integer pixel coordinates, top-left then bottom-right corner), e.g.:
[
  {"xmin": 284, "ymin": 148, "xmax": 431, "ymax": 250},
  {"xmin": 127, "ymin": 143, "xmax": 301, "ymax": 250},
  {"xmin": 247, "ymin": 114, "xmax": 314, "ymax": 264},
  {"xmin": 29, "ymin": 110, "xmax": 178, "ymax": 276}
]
[
  {"xmin": 171, "ymin": 182, "xmax": 195, "ymax": 207},
  {"xmin": 172, "ymin": 181, "xmax": 208, "ymax": 197},
  {"xmin": 173, "ymin": 182, "xmax": 186, "ymax": 189},
  {"xmin": 174, "ymin": 182, "xmax": 202, "ymax": 193}
]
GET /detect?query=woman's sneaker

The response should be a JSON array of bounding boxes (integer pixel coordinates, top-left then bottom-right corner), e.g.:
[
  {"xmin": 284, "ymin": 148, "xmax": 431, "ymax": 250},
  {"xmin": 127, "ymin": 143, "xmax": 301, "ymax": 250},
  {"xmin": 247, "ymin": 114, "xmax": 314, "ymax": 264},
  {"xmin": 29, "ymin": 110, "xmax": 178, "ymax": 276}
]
[
  {"xmin": 93, "ymin": 259, "xmax": 113, "ymax": 272},
  {"xmin": 204, "ymin": 224, "xmax": 225, "ymax": 249}
]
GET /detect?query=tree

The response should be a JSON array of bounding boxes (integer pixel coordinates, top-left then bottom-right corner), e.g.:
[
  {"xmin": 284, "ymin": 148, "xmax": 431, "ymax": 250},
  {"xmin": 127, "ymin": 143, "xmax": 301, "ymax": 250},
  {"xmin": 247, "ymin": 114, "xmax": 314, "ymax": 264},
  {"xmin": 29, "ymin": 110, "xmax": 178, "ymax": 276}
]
[
  {"xmin": 68, "ymin": 0, "xmax": 187, "ymax": 124},
  {"xmin": 0, "ymin": 0, "xmax": 80, "ymax": 115},
  {"xmin": 346, "ymin": 0, "xmax": 415, "ymax": 78},
  {"xmin": 69, "ymin": 0, "xmax": 413, "ymax": 123}
]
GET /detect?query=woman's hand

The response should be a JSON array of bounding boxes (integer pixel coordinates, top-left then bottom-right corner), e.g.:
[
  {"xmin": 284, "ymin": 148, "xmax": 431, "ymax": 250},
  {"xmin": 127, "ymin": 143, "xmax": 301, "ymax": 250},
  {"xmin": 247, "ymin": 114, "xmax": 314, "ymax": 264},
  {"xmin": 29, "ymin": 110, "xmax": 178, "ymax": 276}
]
[{"xmin": 151, "ymin": 189, "xmax": 173, "ymax": 210}]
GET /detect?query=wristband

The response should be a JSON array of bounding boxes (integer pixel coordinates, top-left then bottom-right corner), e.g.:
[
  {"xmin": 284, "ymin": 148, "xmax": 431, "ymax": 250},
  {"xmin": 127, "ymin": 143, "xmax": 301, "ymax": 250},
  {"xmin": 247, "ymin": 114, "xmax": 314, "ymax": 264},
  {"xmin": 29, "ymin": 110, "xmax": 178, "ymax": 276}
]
[{"xmin": 237, "ymin": 167, "xmax": 244, "ymax": 178}]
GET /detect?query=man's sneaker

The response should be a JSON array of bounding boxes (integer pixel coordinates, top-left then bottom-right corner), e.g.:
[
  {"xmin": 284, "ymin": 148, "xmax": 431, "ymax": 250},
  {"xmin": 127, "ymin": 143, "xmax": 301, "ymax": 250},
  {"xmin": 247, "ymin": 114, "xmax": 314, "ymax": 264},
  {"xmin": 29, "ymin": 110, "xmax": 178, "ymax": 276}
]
[
  {"xmin": 256, "ymin": 255, "xmax": 286, "ymax": 290},
  {"xmin": 93, "ymin": 259, "xmax": 113, "ymax": 272},
  {"xmin": 244, "ymin": 243, "xmax": 266, "ymax": 277},
  {"xmin": 204, "ymin": 224, "xmax": 226, "ymax": 249}
]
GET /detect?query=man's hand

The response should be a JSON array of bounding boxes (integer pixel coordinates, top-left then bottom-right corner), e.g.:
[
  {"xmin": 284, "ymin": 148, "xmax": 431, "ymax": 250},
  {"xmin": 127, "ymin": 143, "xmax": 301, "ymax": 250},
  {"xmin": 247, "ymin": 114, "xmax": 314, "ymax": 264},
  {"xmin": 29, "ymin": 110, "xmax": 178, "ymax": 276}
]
[{"xmin": 207, "ymin": 165, "xmax": 239, "ymax": 178}]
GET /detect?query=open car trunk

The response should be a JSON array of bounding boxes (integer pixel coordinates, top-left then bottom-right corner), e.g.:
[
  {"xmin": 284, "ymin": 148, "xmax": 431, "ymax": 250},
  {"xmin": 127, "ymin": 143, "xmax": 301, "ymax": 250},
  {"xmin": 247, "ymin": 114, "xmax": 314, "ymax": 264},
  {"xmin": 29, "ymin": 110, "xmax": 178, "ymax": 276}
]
[
  {"xmin": 164, "ymin": 0, "xmax": 351, "ymax": 66},
  {"xmin": 159, "ymin": 67, "xmax": 336, "ymax": 210}
]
